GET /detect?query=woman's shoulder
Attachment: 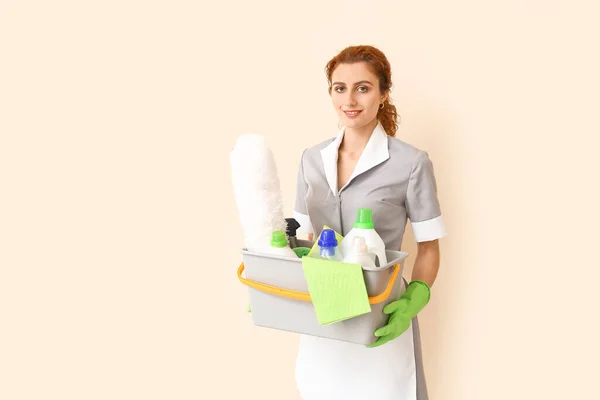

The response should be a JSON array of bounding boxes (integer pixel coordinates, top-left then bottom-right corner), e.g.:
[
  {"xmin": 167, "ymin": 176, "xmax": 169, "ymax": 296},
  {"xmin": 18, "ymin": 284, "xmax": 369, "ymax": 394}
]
[
  {"xmin": 299, "ymin": 136, "xmax": 337, "ymax": 160},
  {"xmin": 307, "ymin": 136, "xmax": 337, "ymax": 152},
  {"xmin": 387, "ymin": 136, "xmax": 432, "ymax": 165},
  {"xmin": 388, "ymin": 135, "xmax": 420, "ymax": 154}
]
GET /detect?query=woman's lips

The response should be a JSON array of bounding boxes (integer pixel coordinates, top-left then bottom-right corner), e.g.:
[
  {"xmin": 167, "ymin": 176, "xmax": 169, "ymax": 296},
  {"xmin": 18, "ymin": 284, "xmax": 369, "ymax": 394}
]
[{"xmin": 344, "ymin": 110, "xmax": 362, "ymax": 118}]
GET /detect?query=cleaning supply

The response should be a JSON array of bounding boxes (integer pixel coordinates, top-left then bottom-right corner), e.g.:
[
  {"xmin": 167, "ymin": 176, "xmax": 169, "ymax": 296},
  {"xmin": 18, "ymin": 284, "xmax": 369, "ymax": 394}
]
[
  {"xmin": 229, "ymin": 134, "xmax": 286, "ymax": 253},
  {"xmin": 342, "ymin": 236, "xmax": 377, "ymax": 270},
  {"xmin": 292, "ymin": 247, "xmax": 311, "ymax": 258},
  {"xmin": 301, "ymin": 256, "xmax": 371, "ymax": 325},
  {"xmin": 267, "ymin": 230, "xmax": 298, "ymax": 258},
  {"xmin": 307, "ymin": 225, "xmax": 344, "ymax": 257},
  {"xmin": 339, "ymin": 208, "xmax": 387, "ymax": 266},
  {"xmin": 285, "ymin": 217, "xmax": 301, "ymax": 249},
  {"xmin": 312, "ymin": 229, "xmax": 343, "ymax": 261},
  {"xmin": 365, "ymin": 280, "xmax": 431, "ymax": 348}
]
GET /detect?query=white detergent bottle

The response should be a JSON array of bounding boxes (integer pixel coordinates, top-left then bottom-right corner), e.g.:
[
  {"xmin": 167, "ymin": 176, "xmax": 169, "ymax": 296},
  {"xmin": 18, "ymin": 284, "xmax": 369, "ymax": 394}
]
[
  {"xmin": 339, "ymin": 208, "xmax": 388, "ymax": 266},
  {"xmin": 342, "ymin": 236, "xmax": 377, "ymax": 270},
  {"xmin": 267, "ymin": 230, "xmax": 298, "ymax": 258}
]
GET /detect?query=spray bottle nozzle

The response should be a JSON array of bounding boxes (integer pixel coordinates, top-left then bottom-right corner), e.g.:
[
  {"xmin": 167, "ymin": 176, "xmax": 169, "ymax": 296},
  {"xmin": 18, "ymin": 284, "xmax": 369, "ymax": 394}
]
[
  {"xmin": 285, "ymin": 217, "xmax": 301, "ymax": 249},
  {"xmin": 285, "ymin": 218, "xmax": 301, "ymax": 237}
]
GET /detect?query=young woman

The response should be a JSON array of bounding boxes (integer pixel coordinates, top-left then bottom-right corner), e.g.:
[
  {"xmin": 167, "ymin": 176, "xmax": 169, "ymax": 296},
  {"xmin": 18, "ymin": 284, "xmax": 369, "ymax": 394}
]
[{"xmin": 293, "ymin": 45, "xmax": 447, "ymax": 400}]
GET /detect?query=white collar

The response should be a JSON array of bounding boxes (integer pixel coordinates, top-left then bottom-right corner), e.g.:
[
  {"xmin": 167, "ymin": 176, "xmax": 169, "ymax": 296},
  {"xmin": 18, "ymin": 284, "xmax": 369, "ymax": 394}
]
[{"xmin": 320, "ymin": 122, "xmax": 390, "ymax": 196}]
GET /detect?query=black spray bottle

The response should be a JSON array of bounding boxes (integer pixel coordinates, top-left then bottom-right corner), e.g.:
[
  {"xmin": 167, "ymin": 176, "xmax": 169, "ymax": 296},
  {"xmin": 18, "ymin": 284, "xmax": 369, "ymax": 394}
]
[{"xmin": 285, "ymin": 217, "xmax": 301, "ymax": 248}]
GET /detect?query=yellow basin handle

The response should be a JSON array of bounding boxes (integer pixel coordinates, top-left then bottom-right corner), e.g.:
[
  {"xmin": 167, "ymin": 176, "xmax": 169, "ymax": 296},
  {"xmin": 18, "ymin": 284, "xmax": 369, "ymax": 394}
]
[{"xmin": 237, "ymin": 262, "xmax": 400, "ymax": 305}]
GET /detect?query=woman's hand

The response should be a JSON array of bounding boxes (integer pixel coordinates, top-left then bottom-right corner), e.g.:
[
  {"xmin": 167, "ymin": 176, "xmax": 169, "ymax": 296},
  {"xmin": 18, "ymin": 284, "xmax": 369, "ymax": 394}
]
[
  {"xmin": 366, "ymin": 280, "xmax": 431, "ymax": 348},
  {"xmin": 366, "ymin": 239, "xmax": 440, "ymax": 348}
]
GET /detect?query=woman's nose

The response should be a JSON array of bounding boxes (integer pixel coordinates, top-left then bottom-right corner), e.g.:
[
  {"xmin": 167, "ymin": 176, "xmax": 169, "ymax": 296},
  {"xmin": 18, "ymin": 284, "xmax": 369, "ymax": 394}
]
[{"xmin": 344, "ymin": 92, "xmax": 357, "ymax": 106}]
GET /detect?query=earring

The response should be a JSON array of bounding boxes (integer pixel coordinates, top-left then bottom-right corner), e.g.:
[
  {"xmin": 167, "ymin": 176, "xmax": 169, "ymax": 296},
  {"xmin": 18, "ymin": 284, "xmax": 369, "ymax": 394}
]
[{"xmin": 379, "ymin": 103, "xmax": 384, "ymax": 110}]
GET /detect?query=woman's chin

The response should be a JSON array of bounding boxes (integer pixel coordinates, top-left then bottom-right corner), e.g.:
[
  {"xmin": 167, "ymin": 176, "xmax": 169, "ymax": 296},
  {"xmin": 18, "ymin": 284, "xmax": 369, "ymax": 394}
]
[{"xmin": 342, "ymin": 117, "xmax": 373, "ymax": 130}]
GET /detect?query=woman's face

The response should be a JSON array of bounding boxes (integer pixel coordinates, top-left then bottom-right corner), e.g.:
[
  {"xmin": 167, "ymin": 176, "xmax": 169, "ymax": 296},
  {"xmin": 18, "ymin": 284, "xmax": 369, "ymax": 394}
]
[{"xmin": 330, "ymin": 62, "xmax": 387, "ymax": 131}]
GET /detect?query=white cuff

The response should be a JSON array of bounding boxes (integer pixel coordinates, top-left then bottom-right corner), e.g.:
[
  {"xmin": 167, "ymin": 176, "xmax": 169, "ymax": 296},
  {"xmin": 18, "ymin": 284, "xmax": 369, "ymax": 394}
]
[
  {"xmin": 293, "ymin": 210, "xmax": 314, "ymax": 234},
  {"xmin": 411, "ymin": 215, "xmax": 447, "ymax": 242}
]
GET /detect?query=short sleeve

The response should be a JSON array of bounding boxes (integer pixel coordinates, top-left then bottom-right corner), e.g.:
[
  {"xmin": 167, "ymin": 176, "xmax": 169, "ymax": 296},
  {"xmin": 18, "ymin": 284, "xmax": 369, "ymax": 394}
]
[
  {"xmin": 405, "ymin": 151, "xmax": 447, "ymax": 242},
  {"xmin": 293, "ymin": 150, "xmax": 314, "ymax": 234}
]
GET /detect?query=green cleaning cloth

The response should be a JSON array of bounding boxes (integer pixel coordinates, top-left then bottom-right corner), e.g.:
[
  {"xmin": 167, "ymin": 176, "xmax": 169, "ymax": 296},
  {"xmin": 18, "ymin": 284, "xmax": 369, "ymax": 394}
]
[{"xmin": 301, "ymin": 257, "xmax": 372, "ymax": 325}]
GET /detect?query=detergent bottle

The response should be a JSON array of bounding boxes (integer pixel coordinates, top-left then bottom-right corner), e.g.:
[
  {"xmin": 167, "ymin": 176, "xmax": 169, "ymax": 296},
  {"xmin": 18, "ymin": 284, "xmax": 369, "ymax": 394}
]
[
  {"xmin": 342, "ymin": 236, "xmax": 377, "ymax": 270},
  {"xmin": 313, "ymin": 229, "xmax": 343, "ymax": 261},
  {"xmin": 339, "ymin": 208, "xmax": 387, "ymax": 266},
  {"xmin": 267, "ymin": 230, "xmax": 298, "ymax": 258}
]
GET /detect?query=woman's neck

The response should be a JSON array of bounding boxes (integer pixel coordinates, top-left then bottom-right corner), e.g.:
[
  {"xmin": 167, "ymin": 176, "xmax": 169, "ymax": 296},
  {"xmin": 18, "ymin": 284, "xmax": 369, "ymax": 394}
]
[{"xmin": 340, "ymin": 119, "xmax": 378, "ymax": 154}]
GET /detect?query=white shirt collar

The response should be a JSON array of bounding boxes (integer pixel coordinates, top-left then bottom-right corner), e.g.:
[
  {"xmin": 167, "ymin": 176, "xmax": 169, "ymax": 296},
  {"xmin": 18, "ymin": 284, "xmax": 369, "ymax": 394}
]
[{"xmin": 320, "ymin": 121, "xmax": 390, "ymax": 195}]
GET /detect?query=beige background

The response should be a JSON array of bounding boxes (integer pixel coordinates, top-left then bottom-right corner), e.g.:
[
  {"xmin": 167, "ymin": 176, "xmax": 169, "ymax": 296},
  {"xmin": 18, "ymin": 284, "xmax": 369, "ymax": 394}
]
[{"xmin": 1, "ymin": 1, "xmax": 599, "ymax": 399}]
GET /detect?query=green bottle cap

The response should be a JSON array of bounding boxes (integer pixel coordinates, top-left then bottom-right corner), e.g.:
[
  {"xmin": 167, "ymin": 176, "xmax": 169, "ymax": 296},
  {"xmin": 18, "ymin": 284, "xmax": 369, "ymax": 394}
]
[
  {"xmin": 270, "ymin": 231, "xmax": 288, "ymax": 248},
  {"xmin": 354, "ymin": 208, "xmax": 374, "ymax": 229}
]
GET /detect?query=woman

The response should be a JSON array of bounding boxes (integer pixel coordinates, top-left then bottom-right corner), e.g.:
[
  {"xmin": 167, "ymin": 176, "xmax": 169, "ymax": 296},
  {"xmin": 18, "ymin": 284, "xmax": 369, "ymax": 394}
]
[{"xmin": 293, "ymin": 45, "xmax": 447, "ymax": 400}]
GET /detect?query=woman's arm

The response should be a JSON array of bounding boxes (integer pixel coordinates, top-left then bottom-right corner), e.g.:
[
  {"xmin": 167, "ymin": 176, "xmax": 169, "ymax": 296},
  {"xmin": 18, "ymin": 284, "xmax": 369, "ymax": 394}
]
[
  {"xmin": 411, "ymin": 239, "xmax": 440, "ymax": 287},
  {"xmin": 366, "ymin": 238, "xmax": 440, "ymax": 347}
]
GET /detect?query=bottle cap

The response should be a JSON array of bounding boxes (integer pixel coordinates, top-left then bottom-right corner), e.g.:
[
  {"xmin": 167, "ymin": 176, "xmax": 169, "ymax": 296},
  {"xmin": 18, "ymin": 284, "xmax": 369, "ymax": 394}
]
[
  {"xmin": 270, "ymin": 231, "xmax": 288, "ymax": 248},
  {"xmin": 354, "ymin": 208, "xmax": 374, "ymax": 229},
  {"xmin": 318, "ymin": 229, "xmax": 338, "ymax": 248}
]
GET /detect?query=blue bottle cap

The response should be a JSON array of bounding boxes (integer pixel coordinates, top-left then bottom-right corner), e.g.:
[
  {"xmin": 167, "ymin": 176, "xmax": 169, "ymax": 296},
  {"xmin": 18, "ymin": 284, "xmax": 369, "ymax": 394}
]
[{"xmin": 318, "ymin": 229, "xmax": 338, "ymax": 248}]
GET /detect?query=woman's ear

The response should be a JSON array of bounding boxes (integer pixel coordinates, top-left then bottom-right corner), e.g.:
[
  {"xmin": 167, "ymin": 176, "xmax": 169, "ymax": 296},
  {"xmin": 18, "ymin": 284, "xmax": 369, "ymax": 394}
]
[{"xmin": 381, "ymin": 91, "xmax": 389, "ymax": 104}]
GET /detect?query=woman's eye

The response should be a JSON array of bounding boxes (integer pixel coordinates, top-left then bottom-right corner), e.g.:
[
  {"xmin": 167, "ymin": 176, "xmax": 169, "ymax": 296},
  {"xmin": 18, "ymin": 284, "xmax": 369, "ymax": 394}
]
[
  {"xmin": 334, "ymin": 86, "xmax": 345, "ymax": 92},
  {"xmin": 357, "ymin": 86, "xmax": 368, "ymax": 92}
]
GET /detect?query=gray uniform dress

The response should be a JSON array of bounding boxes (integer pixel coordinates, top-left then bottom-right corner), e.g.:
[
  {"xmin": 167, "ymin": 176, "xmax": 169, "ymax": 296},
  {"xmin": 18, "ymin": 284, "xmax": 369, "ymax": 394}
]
[{"xmin": 293, "ymin": 122, "xmax": 447, "ymax": 400}]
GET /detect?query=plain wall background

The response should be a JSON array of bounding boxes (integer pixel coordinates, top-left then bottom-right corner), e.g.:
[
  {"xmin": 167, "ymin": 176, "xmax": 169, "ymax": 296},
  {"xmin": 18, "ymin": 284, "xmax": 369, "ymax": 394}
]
[{"xmin": 2, "ymin": 1, "xmax": 599, "ymax": 399}]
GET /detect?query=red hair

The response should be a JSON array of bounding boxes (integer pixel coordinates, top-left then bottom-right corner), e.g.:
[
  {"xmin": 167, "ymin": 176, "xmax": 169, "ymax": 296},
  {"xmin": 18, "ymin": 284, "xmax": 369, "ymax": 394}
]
[{"xmin": 325, "ymin": 45, "xmax": 399, "ymax": 137}]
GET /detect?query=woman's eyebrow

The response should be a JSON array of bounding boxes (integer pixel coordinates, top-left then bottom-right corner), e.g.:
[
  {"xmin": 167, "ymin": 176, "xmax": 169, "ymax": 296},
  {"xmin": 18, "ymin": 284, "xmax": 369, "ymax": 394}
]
[{"xmin": 332, "ymin": 80, "xmax": 373, "ymax": 86}]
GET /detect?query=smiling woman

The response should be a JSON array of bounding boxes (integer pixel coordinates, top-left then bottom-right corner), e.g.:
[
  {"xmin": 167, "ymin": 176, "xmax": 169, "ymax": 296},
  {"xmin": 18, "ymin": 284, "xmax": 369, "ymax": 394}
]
[
  {"xmin": 331, "ymin": 68, "xmax": 386, "ymax": 131},
  {"xmin": 326, "ymin": 46, "xmax": 399, "ymax": 138},
  {"xmin": 292, "ymin": 45, "xmax": 447, "ymax": 400},
  {"xmin": 328, "ymin": 61, "xmax": 391, "ymax": 190}
]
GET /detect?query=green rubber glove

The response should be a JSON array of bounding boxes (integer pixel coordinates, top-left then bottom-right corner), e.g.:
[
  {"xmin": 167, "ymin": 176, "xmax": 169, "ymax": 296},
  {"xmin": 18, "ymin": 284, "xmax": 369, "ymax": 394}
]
[{"xmin": 366, "ymin": 280, "xmax": 431, "ymax": 348}]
